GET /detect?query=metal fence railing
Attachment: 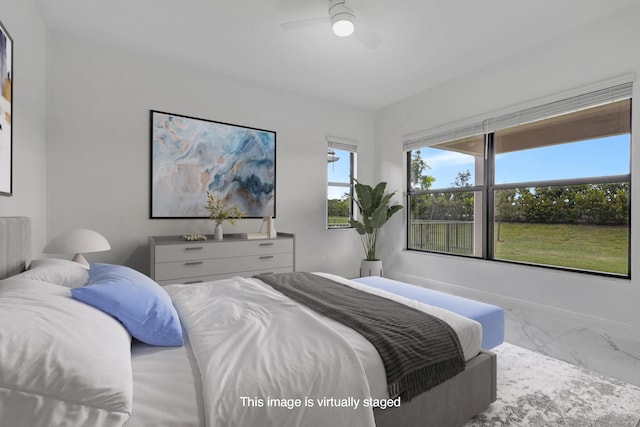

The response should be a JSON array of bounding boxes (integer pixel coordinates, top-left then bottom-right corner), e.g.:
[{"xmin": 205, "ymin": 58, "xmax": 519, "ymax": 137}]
[{"xmin": 409, "ymin": 220, "xmax": 474, "ymax": 255}]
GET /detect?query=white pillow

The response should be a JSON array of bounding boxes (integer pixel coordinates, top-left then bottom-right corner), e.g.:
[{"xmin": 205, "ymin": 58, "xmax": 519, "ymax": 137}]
[
  {"xmin": 12, "ymin": 258, "xmax": 90, "ymax": 288},
  {"xmin": 0, "ymin": 277, "xmax": 133, "ymax": 426}
]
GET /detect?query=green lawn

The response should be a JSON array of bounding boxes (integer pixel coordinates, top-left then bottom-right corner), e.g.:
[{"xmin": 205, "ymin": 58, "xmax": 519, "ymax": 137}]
[{"xmin": 494, "ymin": 222, "xmax": 629, "ymax": 275}]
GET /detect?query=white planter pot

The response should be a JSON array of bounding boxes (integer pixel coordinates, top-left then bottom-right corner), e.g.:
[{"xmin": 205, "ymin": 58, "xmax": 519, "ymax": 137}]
[
  {"xmin": 213, "ymin": 224, "xmax": 223, "ymax": 240},
  {"xmin": 360, "ymin": 260, "xmax": 383, "ymax": 277}
]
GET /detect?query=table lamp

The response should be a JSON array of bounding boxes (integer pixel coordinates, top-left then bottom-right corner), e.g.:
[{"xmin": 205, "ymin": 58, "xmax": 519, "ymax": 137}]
[{"xmin": 43, "ymin": 228, "xmax": 111, "ymax": 266}]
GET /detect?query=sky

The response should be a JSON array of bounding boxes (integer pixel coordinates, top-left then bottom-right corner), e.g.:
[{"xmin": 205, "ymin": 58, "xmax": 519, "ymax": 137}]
[
  {"xmin": 415, "ymin": 134, "xmax": 630, "ymax": 189},
  {"xmin": 327, "ymin": 149, "xmax": 354, "ymax": 200},
  {"xmin": 494, "ymin": 135, "xmax": 629, "ymax": 184},
  {"xmin": 327, "ymin": 134, "xmax": 630, "ymax": 199}
]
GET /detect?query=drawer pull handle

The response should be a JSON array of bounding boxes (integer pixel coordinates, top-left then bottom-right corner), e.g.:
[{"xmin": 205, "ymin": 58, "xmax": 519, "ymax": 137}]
[
  {"xmin": 259, "ymin": 255, "xmax": 274, "ymax": 260},
  {"xmin": 184, "ymin": 261, "xmax": 204, "ymax": 266},
  {"xmin": 185, "ymin": 280, "xmax": 204, "ymax": 284},
  {"xmin": 259, "ymin": 242, "xmax": 275, "ymax": 246},
  {"xmin": 185, "ymin": 247, "xmax": 204, "ymax": 250}
]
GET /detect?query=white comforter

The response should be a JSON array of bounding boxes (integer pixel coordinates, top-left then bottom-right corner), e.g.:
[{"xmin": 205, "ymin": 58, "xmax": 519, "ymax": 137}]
[
  {"xmin": 163, "ymin": 273, "xmax": 482, "ymax": 427},
  {"xmin": 166, "ymin": 277, "xmax": 377, "ymax": 427}
]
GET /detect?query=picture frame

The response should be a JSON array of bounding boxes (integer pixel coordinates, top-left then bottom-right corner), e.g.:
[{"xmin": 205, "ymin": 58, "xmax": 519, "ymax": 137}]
[
  {"xmin": 0, "ymin": 19, "xmax": 12, "ymax": 196},
  {"xmin": 150, "ymin": 110, "xmax": 276, "ymax": 219}
]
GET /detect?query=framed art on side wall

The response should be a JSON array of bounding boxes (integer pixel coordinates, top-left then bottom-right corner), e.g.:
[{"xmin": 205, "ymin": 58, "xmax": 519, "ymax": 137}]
[
  {"xmin": 0, "ymin": 19, "xmax": 12, "ymax": 196},
  {"xmin": 150, "ymin": 110, "xmax": 276, "ymax": 218}
]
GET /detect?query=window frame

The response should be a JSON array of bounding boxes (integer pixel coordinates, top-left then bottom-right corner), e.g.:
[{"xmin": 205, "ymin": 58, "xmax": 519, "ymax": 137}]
[
  {"xmin": 404, "ymin": 82, "xmax": 632, "ymax": 278},
  {"xmin": 327, "ymin": 140, "xmax": 357, "ymax": 229},
  {"xmin": 406, "ymin": 148, "xmax": 486, "ymax": 257}
]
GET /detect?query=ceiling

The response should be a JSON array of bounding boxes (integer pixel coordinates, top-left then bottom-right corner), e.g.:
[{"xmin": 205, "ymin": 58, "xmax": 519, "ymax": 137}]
[{"xmin": 34, "ymin": 0, "xmax": 638, "ymax": 110}]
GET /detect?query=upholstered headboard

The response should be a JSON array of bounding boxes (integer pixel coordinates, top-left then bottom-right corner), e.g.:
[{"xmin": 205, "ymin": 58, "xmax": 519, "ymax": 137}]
[{"xmin": 0, "ymin": 217, "xmax": 31, "ymax": 280}]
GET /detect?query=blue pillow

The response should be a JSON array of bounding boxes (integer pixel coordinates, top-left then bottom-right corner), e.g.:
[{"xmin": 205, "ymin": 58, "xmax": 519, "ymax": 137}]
[{"xmin": 71, "ymin": 263, "xmax": 183, "ymax": 346}]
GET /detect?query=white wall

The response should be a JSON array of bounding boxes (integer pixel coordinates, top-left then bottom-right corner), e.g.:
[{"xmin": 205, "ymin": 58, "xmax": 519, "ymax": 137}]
[
  {"xmin": 36, "ymin": 3, "xmax": 640, "ymax": 334},
  {"xmin": 0, "ymin": 0, "xmax": 48, "ymax": 257},
  {"xmin": 46, "ymin": 32, "xmax": 373, "ymax": 277},
  {"xmin": 375, "ymin": 4, "xmax": 640, "ymax": 333}
]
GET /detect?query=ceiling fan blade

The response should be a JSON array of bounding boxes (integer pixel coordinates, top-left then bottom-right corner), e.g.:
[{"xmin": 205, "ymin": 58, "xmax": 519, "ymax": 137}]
[
  {"xmin": 281, "ymin": 17, "xmax": 328, "ymax": 30},
  {"xmin": 354, "ymin": 23, "xmax": 382, "ymax": 50}
]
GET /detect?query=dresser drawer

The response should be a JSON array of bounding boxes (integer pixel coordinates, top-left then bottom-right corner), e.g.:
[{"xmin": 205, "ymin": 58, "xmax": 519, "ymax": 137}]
[
  {"xmin": 155, "ymin": 239, "xmax": 293, "ymax": 263},
  {"xmin": 149, "ymin": 233, "xmax": 295, "ymax": 283},
  {"xmin": 154, "ymin": 253, "xmax": 293, "ymax": 281}
]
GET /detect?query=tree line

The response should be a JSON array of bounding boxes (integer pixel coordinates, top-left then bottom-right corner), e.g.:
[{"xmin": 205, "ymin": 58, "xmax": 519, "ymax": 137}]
[
  {"xmin": 495, "ymin": 184, "xmax": 628, "ymax": 226},
  {"xmin": 409, "ymin": 151, "xmax": 629, "ymax": 226},
  {"xmin": 328, "ymin": 198, "xmax": 350, "ymax": 218},
  {"xmin": 329, "ymin": 151, "xmax": 629, "ymax": 227}
]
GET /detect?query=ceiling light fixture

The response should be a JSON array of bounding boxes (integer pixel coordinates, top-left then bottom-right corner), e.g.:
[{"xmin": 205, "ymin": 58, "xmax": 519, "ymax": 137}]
[{"xmin": 329, "ymin": 0, "xmax": 355, "ymax": 37}]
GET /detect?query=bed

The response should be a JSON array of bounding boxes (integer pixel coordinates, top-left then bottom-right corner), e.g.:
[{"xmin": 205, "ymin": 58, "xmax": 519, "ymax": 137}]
[{"xmin": 0, "ymin": 217, "xmax": 497, "ymax": 427}]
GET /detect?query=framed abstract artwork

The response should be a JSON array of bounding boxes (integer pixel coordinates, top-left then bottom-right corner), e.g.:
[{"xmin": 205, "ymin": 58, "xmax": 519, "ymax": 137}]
[
  {"xmin": 150, "ymin": 110, "xmax": 276, "ymax": 218},
  {"xmin": 0, "ymin": 19, "xmax": 12, "ymax": 196}
]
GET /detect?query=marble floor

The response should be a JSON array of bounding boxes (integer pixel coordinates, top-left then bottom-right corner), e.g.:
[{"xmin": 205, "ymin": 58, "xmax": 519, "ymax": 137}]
[{"xmin": 503, "ymin": 305, "xmax": 640, "ymax": 388}]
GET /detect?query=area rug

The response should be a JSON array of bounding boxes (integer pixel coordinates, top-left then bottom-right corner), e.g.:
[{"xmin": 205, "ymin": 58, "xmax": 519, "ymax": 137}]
[{"xmin": 464, "ymin": 342, "xmax": 640, "ymax": 427}]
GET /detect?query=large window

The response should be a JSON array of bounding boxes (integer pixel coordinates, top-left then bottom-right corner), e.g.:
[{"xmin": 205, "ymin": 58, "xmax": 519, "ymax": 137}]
[
  {"xmin": 327, "ymin": 139, "xmax": 357, "ymax": 229},
  {"xmin": 406, "ymin": 83, "xmax": 632, "ymax": 276}
]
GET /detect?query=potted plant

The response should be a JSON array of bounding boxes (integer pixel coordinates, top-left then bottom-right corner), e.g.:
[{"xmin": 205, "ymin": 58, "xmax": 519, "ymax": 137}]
[
  {"xmin": 349, "ymin": 181, "xmax": 403, "ymax": 276},
  {"xmin": 205, "ymin": 191, "xmax": 245, "ymax": 240}
]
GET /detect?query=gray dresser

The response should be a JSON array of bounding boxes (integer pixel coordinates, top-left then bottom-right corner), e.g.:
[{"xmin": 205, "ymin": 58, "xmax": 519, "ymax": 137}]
[{"xmin": 149, "ymin": 233, "xmax": 295, "ymax": 285}]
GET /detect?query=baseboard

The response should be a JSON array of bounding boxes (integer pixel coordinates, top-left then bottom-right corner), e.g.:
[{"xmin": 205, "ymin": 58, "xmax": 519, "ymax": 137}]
[{"xmin": 391, "ymin": 272, "xmax": 640, "ymax": 342}]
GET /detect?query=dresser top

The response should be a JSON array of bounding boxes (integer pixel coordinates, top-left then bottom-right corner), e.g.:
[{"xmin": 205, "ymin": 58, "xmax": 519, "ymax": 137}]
[{"xmin": 149, "ymin": 232, "xmax": 293, "ymax": 246}]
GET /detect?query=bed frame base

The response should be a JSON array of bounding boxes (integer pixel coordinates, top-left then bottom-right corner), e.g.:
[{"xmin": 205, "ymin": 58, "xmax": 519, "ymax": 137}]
[{"xmin": 374, "ymin": 350, "xmax": 496, "ymax": 427}]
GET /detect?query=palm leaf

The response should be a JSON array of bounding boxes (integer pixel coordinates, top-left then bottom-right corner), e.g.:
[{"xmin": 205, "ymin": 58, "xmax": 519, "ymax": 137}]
[{"xmin": 350, "ymin": 180, "xmax": 403, "ymax": 261}]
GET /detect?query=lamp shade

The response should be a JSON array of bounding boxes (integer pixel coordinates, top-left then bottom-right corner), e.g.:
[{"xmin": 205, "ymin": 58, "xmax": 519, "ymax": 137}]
[{"xmin": 44, "ymin": 228, "xmax": 111, "ymax": 265}]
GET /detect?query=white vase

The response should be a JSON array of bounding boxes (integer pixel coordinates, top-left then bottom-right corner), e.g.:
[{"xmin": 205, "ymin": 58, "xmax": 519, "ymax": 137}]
[
  {"xmin": 360, "ymin": 260, "xmax": 383, "ymax": 277},
  {"xmin": 213, "ymin": 223, "xmax": 223, "ymax": 240}
]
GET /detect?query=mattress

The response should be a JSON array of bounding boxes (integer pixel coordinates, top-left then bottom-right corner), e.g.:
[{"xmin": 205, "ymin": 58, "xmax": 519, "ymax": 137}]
[
  {"xmin": 352, "ymin": 276, "xmax": 504, "ymax": 349},
  {"xmin": 127, "ymin": 338, "xmax": 205, "ymax": 426}
]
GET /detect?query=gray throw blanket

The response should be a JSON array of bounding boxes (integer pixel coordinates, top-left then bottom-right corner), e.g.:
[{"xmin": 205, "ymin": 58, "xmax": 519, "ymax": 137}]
[{"xmin": 254, "ymin": 272, "xmax": 465, "ymax": 402}]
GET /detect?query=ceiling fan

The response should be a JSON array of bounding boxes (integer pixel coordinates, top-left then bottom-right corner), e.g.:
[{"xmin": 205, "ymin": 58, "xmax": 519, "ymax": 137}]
[{"xmin": 280, "ymin": 0, "xmax": 382, "ymax": 50}]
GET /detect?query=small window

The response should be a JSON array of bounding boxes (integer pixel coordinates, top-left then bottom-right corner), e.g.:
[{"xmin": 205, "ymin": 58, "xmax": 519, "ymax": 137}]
[{"xmin": 327, "ymin": 143, "xmax": 357, "ymax": 229}]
